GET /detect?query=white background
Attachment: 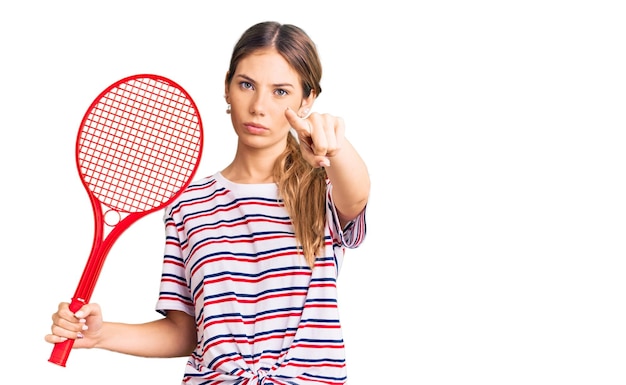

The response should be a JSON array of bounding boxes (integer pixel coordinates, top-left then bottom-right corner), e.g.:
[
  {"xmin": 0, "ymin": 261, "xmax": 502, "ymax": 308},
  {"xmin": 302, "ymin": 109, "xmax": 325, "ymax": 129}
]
[{"xmin": 1, "ymin": 0, "xmax": 625, "ymax": 383}]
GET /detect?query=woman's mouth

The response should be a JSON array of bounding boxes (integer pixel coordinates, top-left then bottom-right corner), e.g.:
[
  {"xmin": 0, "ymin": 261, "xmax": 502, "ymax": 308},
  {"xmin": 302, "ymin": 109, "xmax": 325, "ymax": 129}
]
[{"xmin": 243, "ymin": 122, "xmax": 269, "ymax": 135}]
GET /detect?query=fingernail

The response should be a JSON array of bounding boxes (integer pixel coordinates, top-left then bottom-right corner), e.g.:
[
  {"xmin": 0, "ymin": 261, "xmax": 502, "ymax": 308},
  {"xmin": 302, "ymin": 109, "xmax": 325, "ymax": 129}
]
[
  {"xmin": 77, "ymin": 332, "xmax": 84, "ymax": 339},
  {"xmin": 82, "ymin": 324, "xmax": 89, "ymax": 331},
  {"xmin": 75, "ymin": 311, "xmax": 84, "ymax": 318}
]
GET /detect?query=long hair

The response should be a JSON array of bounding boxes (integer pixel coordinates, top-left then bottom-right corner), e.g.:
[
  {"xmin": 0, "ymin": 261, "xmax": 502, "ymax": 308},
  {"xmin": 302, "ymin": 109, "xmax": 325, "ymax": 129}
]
[{"xmin": 226, "ymin": 21, "xmax": 326, "ymax": 268}]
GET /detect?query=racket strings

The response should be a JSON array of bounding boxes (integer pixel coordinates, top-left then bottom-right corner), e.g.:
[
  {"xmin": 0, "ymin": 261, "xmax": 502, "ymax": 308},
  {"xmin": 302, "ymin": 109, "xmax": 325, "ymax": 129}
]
[{"xmin": 78, "ymin": 77, "xmax": 202, "ymax": 213}]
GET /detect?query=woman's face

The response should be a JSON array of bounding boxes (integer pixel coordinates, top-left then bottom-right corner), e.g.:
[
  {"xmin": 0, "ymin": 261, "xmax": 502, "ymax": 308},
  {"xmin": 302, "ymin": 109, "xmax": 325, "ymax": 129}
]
[{"xmin": 226, "ymin": 48, "xmax": 311, "ymax": 152}]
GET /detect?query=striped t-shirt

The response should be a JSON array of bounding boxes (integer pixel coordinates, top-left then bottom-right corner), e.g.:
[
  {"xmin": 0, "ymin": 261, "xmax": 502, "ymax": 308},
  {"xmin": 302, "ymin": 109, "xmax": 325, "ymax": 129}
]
[{"xmin": 156, "ymin": 172, "xmax": 367, "ymax": 384}]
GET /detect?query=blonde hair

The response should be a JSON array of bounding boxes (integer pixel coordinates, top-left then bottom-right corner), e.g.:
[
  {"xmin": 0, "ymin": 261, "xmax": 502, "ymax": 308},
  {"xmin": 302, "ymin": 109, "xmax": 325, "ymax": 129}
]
[
  {"xmin": 226, "ymin": 22, "xmax": 326, "ymax": 268},
  {"xmin": 274, "ymin": 134, "xmax": 327, "ymax": 267}
]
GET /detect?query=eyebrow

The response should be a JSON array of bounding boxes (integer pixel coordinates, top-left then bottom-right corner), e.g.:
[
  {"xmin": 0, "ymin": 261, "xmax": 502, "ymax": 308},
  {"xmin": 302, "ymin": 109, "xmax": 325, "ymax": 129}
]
[{"xmin": 235, "ymin": 74, "xmax": 295, "ymax": 89}]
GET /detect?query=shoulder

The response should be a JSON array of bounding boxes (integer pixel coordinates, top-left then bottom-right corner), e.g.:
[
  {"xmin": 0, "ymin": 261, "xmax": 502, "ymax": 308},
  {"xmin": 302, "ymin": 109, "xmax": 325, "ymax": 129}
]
[{"xmin": 164, "ymin": 173, "xmax": 223, "ymax": 216}]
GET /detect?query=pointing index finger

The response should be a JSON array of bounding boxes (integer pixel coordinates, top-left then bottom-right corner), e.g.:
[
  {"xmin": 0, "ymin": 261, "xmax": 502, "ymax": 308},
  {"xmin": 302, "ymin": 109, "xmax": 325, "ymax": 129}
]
[{"xmin": 285, "ymin": 107, "xmax": 310, "ymax": 135}]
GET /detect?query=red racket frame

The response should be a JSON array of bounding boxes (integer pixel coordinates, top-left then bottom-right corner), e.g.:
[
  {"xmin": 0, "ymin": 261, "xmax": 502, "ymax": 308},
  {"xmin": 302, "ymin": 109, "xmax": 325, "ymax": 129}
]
[{"xmin": 49, "ymin": 74, "xmax": 203, "ymax": 367}]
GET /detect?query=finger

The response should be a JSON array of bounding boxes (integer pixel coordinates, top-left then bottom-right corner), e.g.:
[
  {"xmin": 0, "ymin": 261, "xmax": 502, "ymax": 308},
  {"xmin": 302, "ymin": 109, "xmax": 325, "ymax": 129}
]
[
  {"xmin": 44, "ymin": 333, "xmax": 68, "ymax": 344},
  {"xmin": 306, "ymin": 113, "xmax": 328, "ymax": 156},
  {"xmin": 55, "ymin": 302, "xmax": 84, "ymax": 321},
  {"xmin": 284, "ymin": 107, "xmax": 311, "ymax": 136},
  {"xmin": 313, "ymin": 155, "xmax": 331, "ymax": 168},
  {"xmin": 52, "ymin": 310, "xmax": 85, "ymax": 332},
  {"xmin": 73, "ymin": 303, "xmax": 100, "ymax": 320},
  {"xmin": 56, "ymin": 302, "xmax": 72, "ymax": 316},
  {"xmin": 54, "ymin": 303, "xmax": 98, "ymax": 331},
  {"xmin": 322, "ymin": 115, "xmax": 345, "ymax": 158},
  {"xmin": 321, "ymin": 114, "xmax": 339, "ymax": 156},
  {"xmin": 50, "ymin": 322, "xmax": 84, "ymax": 340}
]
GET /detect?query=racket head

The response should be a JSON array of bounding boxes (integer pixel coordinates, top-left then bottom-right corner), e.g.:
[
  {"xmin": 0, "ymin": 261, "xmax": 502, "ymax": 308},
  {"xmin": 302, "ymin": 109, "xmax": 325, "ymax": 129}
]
[{"xmin": 76, "ymin": 74, "xmax": 203, "ymax": 222}]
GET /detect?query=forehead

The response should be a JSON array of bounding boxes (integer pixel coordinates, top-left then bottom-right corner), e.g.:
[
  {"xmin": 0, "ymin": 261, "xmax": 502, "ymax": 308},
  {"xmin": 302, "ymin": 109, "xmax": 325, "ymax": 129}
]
[{"xmin": 235, "ymin": 48, "xmax": 301, "ymax": 84}]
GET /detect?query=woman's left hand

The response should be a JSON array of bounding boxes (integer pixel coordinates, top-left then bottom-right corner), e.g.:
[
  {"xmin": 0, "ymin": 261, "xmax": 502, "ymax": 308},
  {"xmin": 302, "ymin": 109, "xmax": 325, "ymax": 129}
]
[{"xmin": 285, "ymin": 107, "xmax": 345, "ymax": 168}]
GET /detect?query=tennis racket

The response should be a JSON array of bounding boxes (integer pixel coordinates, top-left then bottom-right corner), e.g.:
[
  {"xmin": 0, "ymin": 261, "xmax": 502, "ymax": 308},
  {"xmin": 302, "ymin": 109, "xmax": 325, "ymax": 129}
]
[{"xmin": 48, "ymin": 74, "xmax": 203, "ymax": 367}]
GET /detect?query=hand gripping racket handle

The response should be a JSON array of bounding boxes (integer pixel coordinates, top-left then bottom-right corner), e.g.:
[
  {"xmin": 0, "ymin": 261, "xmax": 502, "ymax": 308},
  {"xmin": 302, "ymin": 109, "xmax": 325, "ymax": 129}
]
[
  {"xmin": 48, "ymin": 297, "xmax": 87, "ymax": 367},
  {"xmin": 48, "ymin": 230, "xmax": 119, "ymax": 367}
]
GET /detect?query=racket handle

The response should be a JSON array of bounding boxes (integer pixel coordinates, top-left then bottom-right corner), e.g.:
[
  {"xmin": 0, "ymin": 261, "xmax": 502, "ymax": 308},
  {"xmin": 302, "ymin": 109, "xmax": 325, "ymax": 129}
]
[{"xmin": 48, "ymin": 297, "xmax": 87, "ymax": 367}]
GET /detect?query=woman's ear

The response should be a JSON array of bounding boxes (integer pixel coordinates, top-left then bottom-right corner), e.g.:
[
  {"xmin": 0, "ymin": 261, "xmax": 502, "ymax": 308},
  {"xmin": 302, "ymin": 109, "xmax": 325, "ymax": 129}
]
[
  {"xmin": 299, "ymin": 91, "xmax": 316, "ymax": 117},
  {"xmin": 224, "ymin": 71, "xmax": 231, "ymax": 103}
]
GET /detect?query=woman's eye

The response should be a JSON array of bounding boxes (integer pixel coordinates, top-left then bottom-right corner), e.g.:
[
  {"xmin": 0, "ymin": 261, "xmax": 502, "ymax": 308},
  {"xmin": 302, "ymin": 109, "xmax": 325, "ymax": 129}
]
[
  {"xmin": 275, "ymin": 89, "xmax": 288, "ymax": 97},
  {"xmin": 240, "ymin": 82, "xmax": 253, "ymax": 89}
]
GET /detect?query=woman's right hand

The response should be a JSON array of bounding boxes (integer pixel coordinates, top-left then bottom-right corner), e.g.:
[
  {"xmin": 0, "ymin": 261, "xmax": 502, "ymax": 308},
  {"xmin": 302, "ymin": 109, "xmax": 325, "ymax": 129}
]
[{"xmin": 44, "ymin": 302, "xmax": 103, "ymax": 349}]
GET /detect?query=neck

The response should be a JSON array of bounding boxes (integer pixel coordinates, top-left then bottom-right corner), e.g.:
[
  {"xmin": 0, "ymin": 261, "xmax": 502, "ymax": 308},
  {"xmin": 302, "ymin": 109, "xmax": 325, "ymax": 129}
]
[{"xmin": 221, "ymin": 144, "xmax": 280, "ymax": 184}]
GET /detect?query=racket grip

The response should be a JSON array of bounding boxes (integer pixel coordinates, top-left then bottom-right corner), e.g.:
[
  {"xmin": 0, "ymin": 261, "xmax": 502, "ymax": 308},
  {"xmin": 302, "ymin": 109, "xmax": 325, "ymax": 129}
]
[{"xmin": 48, "ymin": 297, "xmax": 87, "ymax": 367}]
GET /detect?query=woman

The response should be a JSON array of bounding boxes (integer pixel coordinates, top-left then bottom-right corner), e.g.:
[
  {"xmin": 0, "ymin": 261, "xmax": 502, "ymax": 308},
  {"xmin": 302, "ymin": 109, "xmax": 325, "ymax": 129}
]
[{"xmin": 46, "ymin": 21, "xmax": 370, "ymax": 384}]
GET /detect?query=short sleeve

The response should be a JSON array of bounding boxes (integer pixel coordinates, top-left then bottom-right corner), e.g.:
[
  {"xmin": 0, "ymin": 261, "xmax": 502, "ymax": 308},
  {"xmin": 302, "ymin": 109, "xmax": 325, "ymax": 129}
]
[{"xmin": 155, "ymin": 210, "xmax": 195, "ymax": 317}]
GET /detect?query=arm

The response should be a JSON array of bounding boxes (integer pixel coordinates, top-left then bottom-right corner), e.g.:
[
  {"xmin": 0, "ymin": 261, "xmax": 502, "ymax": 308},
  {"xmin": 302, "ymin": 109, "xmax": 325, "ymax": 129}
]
[
  {"xmin": 286, "ymin": 108, "xmax": 370, "ymax": 226},
  {"xmin": 45, "ymin": 303, "xmax": 196, "ymax": 358},
  {"xmin": 96, "ymin": 310, "xmax": 196, "ymax": 357},
  {"xmin": 323, "ymin": 136, "xmax": 370, "ymax": 226}
]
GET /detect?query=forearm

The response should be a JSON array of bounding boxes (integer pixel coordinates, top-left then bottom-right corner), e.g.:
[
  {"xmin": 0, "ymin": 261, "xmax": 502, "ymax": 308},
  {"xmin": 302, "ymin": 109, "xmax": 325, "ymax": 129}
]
[
  {"xmin": 325, "ymin": 138, "xmax": 370, "ymax": 224},
  {"xmin": 96, "ymin": 315, "xmax": 196, "ymax": 358}
]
